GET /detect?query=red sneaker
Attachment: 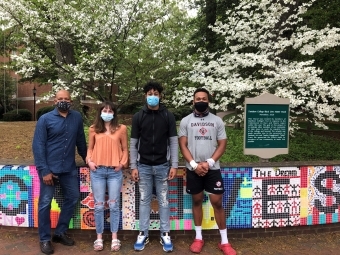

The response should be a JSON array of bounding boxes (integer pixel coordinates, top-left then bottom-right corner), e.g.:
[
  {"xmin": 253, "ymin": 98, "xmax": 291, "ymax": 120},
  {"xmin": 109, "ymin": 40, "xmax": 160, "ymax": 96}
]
[
  {"xmin": 190, "ymin": 239, "xmax": 204, "ymax": 253},
  {"xmin": 218, "ymin": 243, "xmax": 236, "ymax": 255}
]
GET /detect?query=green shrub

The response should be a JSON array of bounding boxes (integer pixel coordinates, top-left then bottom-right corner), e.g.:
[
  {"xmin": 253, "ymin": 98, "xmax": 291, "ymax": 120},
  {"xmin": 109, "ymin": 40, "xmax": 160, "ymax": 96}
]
[
  {"xmin": 168, "ymin": 106, "xmax": 192, "ymax": 121},
  {"xmin": 119, "ymin": 102, "xmax": 143, "ymax": 114},
  {"xmin": 167, "ymin": 107, "xmax": 181, "ymax": 120},
  {"xmin": 3, "ymin": 109, "xmax": 32, "ymax": 121},
  {"xmin": 37, "ymin": 106, "xmax": 55, "ymax": 120}
]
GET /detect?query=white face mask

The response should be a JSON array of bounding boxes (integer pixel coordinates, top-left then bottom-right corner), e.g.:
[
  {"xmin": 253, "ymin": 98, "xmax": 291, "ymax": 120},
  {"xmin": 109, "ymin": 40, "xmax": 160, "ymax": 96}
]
[{"xmin": 101, "ymin": 112, "xmax": 114, "ymax": 122}]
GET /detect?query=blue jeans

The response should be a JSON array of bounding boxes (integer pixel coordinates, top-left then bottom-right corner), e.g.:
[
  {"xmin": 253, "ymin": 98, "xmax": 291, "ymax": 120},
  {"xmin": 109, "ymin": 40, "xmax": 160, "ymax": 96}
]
[
  {"xmin": 38, "ymin": 171, "xmax": 80, "ymax": 242},
  {"xmin": 138, "ymin": 162, "xmax": 170, "ymax": 236},
  {"xmin": 90, "ymin": 166, "xmax": 123, "ymax": 234}
]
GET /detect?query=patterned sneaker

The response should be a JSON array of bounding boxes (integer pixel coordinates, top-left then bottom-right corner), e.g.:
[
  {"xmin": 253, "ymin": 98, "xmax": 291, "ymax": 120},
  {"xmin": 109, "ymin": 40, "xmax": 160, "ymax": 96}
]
[
  {"xmin": 160, "ymin": 232, "xmax": 173, "ymax": 252},
  {"xmin": 134, "ymin": 231, "xmax": 149, "ymax": 251}
]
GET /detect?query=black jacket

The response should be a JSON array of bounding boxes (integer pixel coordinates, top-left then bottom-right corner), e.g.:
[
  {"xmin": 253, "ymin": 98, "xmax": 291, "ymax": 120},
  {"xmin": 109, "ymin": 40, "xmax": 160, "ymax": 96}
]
[{"xmin": 130, "ymin": 104, "xmax": 177, "ymax": 166}]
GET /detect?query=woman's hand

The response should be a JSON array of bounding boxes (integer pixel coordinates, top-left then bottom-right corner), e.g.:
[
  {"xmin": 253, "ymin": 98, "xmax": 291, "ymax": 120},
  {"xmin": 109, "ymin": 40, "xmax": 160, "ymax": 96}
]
[
  {"xmin": 114, "ymin": 164, "xmax": 123, "ymax": 172},
  {"xmin": 88, "ymin": 161, "xmax": 97, "ymax": 171}
]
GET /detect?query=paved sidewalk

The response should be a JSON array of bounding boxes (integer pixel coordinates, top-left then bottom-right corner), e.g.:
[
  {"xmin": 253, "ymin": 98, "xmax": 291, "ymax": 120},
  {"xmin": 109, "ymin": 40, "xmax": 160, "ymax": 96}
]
[{"xmin": 1, "ymin": 227, "xmax": 340, "ymax": 255}]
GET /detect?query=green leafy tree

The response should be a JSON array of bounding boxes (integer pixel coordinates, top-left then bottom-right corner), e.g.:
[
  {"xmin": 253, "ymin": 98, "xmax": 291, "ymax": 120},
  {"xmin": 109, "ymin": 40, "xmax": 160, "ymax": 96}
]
[{"xmin": 302, "ymin": 0, "xmax": 340, "ymax": 86}]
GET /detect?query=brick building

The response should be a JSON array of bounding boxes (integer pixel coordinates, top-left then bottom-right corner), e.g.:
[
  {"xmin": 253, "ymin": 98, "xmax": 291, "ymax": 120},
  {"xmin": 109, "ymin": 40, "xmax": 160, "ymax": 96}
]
[{"xmin": 1, "ymin": 55, "xmax": 118, "ymax": 120}]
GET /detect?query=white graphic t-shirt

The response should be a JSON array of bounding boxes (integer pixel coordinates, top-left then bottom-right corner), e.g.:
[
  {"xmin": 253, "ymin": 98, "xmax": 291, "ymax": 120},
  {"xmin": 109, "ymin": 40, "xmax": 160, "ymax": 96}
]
[{"xmin": 178, "ymin": 112, "xmax": 227, "ymax": 170}]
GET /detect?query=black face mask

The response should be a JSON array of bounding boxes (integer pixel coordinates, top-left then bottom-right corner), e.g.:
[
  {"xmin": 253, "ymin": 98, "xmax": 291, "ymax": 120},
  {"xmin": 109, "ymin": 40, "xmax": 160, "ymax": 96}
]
[
  {"xmin": 56, "ymin": 101, "xmax": 71, "ymax": 112},
  {"xmin": 194, "ymin": 102, "xmax": 209, "ymax": 113}
]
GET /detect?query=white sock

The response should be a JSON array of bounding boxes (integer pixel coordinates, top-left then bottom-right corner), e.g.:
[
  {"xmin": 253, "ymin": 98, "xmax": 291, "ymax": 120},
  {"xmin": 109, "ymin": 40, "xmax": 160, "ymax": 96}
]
[
  {"xmin": 219, "ymin": 229, "xmax": 228, "ymax": 244},
  {"xmin": 195, "ymin": 226, "xmax": 202, "ymax": 240}
]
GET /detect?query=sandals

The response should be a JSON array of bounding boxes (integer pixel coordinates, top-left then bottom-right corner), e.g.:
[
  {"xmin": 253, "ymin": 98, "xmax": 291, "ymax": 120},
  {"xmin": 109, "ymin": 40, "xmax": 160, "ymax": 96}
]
[
  {"xmin": 93, "ymin": 239, "xmax": 103, "ymax": 251},
  {"xmin": 111, "ymin": 239, "xmax": 121, "ymax": 252},
  {"xmin": 93, "ymin": 238, "xmax": 121, "ymax": 251}
]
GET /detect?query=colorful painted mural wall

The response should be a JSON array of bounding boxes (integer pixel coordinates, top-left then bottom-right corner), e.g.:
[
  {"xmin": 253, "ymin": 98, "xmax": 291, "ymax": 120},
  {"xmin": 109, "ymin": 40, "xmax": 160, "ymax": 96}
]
[{"xmin": 0, "ymin": 165, "xmax": 339, "ymax": 230}]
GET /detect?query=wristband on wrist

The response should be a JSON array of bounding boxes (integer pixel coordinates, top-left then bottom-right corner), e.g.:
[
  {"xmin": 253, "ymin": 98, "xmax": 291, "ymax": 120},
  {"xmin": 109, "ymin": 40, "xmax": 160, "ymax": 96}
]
[
  {"xmin": 206, "ymin": 158, "xmax": 215, "ymax": 168},
  {"xmin": 189, "ymin": 160, "xmax": 198, "ymax": 170}
]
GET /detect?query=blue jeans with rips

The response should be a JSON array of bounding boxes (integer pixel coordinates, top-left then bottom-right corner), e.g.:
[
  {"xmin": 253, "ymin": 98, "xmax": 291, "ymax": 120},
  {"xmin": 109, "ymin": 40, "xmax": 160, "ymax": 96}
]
[
  {"xmin": 38, "ymin": 171, "xmax": 80, "ymax": 242},
  {"xmin": 138, "ymin": 162, "xmax": 170, "ymax": 236},
  {"xmin": 90, "ymin": 166, "xmax": 123, "ymax": 234}
]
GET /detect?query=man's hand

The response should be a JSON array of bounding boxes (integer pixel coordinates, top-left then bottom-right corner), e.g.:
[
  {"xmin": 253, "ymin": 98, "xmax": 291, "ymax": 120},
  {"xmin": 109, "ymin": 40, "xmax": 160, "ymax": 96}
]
[
  {"xmin": 168, "ymin": 168, "xmax": 177, "ymax": 180},
  {"xmin": 42, "ymin": 173, "xmax": 58, "ymax": 186},
  {"xmin": 195, "ymin": 162, "xmax": 209, "ymax": 177},
  {"xmin": 131, "ymin": 169, "xmax": 139, "ymax": 182}
]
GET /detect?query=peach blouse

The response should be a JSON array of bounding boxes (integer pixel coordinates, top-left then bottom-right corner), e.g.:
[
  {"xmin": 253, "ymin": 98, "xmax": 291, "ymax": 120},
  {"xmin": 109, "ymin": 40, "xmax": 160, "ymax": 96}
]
[{"xmin": 86, "ymin": 124, "xmax": 129, "ymax": 168}]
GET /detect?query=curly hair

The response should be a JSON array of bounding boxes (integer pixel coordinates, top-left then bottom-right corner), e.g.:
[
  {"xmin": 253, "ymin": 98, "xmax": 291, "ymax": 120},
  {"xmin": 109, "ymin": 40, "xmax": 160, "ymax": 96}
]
[{"xmin": 143, "ymin": 81, "xmax": 164, "ymax": 94}]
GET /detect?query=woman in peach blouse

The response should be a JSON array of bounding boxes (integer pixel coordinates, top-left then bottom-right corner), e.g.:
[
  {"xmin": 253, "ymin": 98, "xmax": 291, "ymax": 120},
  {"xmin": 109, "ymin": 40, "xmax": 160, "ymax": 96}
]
[{"xmin": 86, "ymin": 101, "xmax": 128, "ymax": 252}]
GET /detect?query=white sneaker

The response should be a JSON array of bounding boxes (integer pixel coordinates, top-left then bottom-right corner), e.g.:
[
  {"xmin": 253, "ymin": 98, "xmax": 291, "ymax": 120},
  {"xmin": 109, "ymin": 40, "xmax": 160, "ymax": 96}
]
[
  {"xmin": 134, "ymin": 231, "xmax": 149, "ymax": 251},
  {"xmin": 160, "ymin": 232, "xmax": 173, "ymax": 252}
]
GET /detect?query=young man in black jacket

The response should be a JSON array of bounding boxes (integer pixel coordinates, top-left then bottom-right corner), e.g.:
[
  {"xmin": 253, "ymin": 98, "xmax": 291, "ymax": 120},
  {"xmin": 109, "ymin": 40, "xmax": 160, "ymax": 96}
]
[{"xmin": 130, "ymin": 81, "xmax": 178, "ymax": 252}]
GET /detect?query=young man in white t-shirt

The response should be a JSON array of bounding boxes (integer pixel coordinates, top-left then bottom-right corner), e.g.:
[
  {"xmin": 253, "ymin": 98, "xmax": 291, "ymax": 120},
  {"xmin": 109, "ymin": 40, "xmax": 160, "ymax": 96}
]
[{"xmin": 178, "ymin": 88, "xmax": 236, "ymax": 255}]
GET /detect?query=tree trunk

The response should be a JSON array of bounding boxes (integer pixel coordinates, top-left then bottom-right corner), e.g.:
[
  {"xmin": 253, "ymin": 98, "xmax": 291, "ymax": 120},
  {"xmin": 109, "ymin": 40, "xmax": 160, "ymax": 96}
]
[
  {"xmin": 55, "ymin": 41, "xmax": 84, "ymax": 113},
  {"xmin": 205, "ymin": 0, "xmax": 217, "ymax": 53},
  {"xmin": 55, "ymin": 40, "xmax": 76, "ymax": 82},
  {"xmin": 234, "ymin": 108, "xmax": 241, "ymax": 129},
  {"xmin": 306, "ymin": 112, "xmax": 313, "ymax": 136}
]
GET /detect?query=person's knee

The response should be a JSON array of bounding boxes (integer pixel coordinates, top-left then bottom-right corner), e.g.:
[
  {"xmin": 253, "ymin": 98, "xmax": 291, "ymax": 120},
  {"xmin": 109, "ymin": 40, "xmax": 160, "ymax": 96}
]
[
  {"xmin": 158, "ymin": 189, "xmax": 169, "ymax": 208},
  {"xmin": 38, "ymin": 192, "xmax": 53, "ymax": 207},
  {"xmin": 212, "ymin": 203, "xmax": 223, "ymax": 210},
  {"xmin": 94, "ymin": 201, "xmax": 105, "ymax": 211},
  {"xmin": 108, "ymin": 199, "xmax": 119, "ymax": 211},
  {"xmin": 140, "ymin": 195, "xmax": 150, "ymax": 205},
  {"xmin": 38, "ymin": 200, "xmax": 52, "ymax": 210},
  {"xmin": 192, "ymin": 198, "xmax": 203, "ymax": 207},
  {"xmin": 210, "ymin": 197, "xmax": 223, "ymax": 210},
  {"xmin": 139, "ymin": 185, "xmax": 151, "ymax": 204},
  {"xmin": 192, "ymin": 193, "xmax": 204, "ymax": 207},
  {"xmin": 67, "ymin": 189, "xmax": 80, "ymax": 201}
]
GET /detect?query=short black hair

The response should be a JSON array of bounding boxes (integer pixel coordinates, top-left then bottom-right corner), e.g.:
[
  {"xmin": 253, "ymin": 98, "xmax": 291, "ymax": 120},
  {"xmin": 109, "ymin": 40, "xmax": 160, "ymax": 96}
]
[
  {"xmin": 143, "ymin": 81, "xmax": 164, "ymax": 94},
  {"xmin": 193, "ymin": 88, "xmax": 210, "ymax": 99}
]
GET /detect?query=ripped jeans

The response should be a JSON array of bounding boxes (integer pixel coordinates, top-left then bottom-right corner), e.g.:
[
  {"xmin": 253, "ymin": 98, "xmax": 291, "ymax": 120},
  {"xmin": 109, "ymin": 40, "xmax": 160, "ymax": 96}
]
[
  {"xmin": 138, "ymin": 162, "xmax": 170, "ymax": 236},
  {"xmin": 90, "ymin": 166, "xmax": 123, "ymax": 234}
]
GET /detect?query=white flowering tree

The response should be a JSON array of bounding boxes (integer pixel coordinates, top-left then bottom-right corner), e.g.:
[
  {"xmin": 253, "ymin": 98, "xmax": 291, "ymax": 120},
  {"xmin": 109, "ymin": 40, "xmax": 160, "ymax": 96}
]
[
  {"xmin": 0, "ymin": 0, "xmax": 193, "ymax": 107},
  {"xmin": 175, "ymin": 0, "xmax": 340, "ymax": 132}
]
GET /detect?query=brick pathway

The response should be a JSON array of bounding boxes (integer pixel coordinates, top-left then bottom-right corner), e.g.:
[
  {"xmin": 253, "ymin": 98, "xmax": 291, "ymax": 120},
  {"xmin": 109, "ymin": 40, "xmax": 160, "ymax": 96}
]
[{"xmin": 1, "ymin": 227, "xmax": 340, "ymax": 255}]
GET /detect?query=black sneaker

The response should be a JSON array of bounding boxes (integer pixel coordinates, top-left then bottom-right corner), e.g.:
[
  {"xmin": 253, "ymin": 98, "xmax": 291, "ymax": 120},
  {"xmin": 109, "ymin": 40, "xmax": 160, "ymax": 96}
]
[
  {"xmin": 40, "ymin": 241, "xmax": 54, "ymax": 254},
  {"xmin": 52, "ymin": 233, "xmax": 75, "ymax": 246}
]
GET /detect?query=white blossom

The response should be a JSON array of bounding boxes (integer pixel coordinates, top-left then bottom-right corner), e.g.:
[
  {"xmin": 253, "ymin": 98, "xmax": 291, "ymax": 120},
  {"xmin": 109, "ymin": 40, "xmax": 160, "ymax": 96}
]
[
  {"xmin": 0, "ymin": 0, "xmax": 192, "ymax": 102},
  {"xmin": 174, "ymin": 0, "xmax": 340, "ymax": 134}
]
